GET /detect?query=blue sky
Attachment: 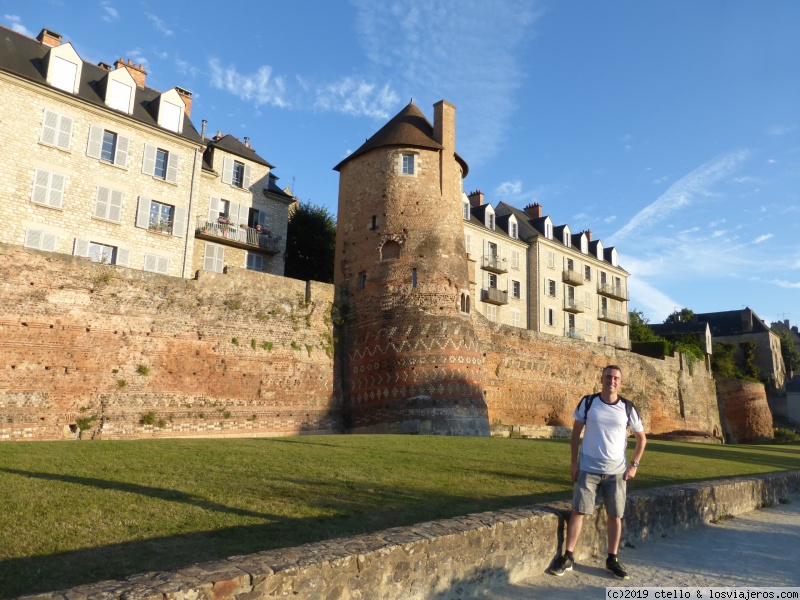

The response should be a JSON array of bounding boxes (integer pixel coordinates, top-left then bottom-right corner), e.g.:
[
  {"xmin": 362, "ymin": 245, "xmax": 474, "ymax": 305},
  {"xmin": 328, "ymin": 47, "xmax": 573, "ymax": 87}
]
[{"xmin": 4, "ymin": 1, "xmax": 799, "ymax": 326}]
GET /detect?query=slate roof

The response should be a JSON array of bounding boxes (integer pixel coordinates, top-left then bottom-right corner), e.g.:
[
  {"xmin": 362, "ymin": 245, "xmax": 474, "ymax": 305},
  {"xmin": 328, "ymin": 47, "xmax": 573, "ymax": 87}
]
[
  {"xmin": 333, "ymin": 102, "xmax": 469, "ymax": 175},
  {"xmin": 494, "ymin": 202, "xmax": 541, "ymax": 241},
  {"xmin": 0, "ymin": 25, "xmax": 202, "ymax": 144},
  {"xmin": 266, "ymin": 172, "xmax": 295, "ymax": 203},
  {"xmin": 692, "ymin": 308, "xmax": 771, "ymax": 336},
  {"xmin": 650, "ymin": 322, "xmax": 710, "ymax": 336},
  {"xmin": 205, "ymin": 134, "xmax": 274, "ymax": 169}
]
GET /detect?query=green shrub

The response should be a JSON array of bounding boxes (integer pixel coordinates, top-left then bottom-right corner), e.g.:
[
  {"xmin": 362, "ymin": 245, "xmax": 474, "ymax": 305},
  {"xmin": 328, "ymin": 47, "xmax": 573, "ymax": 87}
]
[
  {"xmin": 76, "ymin": 415, "xmax": 97, "ymax": 432},
  {"xmin": 291, "ymin": 341, "xmax": 301, "ymax": 350},
  {"xmin": 305, "ymin": 344, "xmax": 313, "ymax": 356},
  {"xmin": 261, "ymin": 341, "xmax": 273, "ymax": 351},
  {"xmin": 223, "ymin": 411, "xmax": 232, "ymax": 419},
  {"xmin": 224, "ymin": 299, "xmax": 242, "ymax": 310},
  {"xmin": 631, "ymin": 340, "xmax": 670, "ymax": 359},
  {"xmin": 117, "ymin": 379, "xmax": 128, "ymax": 388},
  {"xmin": 251, "ymin": 338, "xmax": 257, "ymax": 350},
  {"xmin": 136, "ymin": 364, "xmax": 150, "ymax": 376},
  {"xmin": 140, "ymin": 412, "xmax": 157, "ymax": 425},
  {"xmin": 232, "ymin": 337, "xmax": 239, "ymax": 346}
]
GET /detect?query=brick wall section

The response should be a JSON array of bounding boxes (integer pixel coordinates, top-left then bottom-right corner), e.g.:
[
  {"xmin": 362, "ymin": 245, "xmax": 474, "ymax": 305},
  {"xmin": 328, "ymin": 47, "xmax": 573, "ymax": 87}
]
[
  {"xmin": 0, "ymin": 244, "xmax": 340, "ymax": 440},
  {"xmin": 25, "ymin": 471, "xmax": 800, "ymax": 600},
  {"xmin": 474, "ymin": 317, "xmax": 722, "ymax": 437},
  {"xmin": 715, "ymin": 376, "xmax": 774, "ymax": 443}
]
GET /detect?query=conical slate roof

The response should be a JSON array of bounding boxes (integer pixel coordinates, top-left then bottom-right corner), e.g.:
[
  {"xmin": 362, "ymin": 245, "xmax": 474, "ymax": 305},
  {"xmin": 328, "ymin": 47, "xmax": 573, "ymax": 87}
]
[{"xmin": 333, "ymin": 102, "xmax": 468, "ymax": 175}]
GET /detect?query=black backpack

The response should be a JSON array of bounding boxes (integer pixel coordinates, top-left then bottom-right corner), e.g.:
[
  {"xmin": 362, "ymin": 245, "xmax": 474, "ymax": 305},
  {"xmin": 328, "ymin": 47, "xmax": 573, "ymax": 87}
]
[{"xmin": 579, "ymin": 393, "xmax": 636, "ymax": 424}]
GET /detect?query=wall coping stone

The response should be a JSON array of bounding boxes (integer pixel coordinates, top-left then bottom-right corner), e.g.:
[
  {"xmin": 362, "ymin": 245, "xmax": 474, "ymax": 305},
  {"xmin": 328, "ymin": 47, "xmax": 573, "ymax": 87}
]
[{"xmin": 18, "ymin": 471, "xmax": 800, "ymax": 600}]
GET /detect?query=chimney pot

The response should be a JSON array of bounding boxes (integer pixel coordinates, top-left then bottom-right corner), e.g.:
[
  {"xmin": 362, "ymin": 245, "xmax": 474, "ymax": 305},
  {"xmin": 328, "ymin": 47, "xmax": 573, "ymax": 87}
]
[
  {"xmin": 586, "ymin": 229, "xmax": 592, "ymax": 241},
  {"xmin": 467, "ymin": 190, "xmax": 484, "ymax": 208},
  {"xmin": 36, "ymin": 28, "xmax": 62, "ymax": 47},
  {"xmin": 114, "ymin": 58, "xmax": 148, "ymax": 88},
  {"xmin": 175, "ymin": 86, "xmax": 193, "ymax": 118},
  {"xmin": 524, "ymin": 203, "xmax": 542, "ymax": 219}
]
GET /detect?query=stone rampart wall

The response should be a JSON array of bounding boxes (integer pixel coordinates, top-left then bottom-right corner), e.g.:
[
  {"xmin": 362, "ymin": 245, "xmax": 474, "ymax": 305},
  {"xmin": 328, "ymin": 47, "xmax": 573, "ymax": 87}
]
[
  {"xmin": 715, "ymin": 376, "xmax": 774, "ymax": 443},
  {"xmin": 27, "ymin": 471, "xmax": 800, "ymax": 600},
  {"xmin": 476, "ymin": 319, "xmax": 721, "ymax": 437},
  {"xmin": 0, "ymin": 244, "xmax": 340, "ymax": 440}
]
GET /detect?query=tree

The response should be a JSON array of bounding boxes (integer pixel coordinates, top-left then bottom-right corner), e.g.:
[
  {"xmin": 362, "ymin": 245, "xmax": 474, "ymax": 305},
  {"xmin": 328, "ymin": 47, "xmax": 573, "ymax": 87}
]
[
  {"xmin": 775, "ymin": 329, "xmax": 800, "ymax": 373},
  {"xmin": 629, "ymin": 309, "xmax": 660, "ymax": 342},
  {"xmin": 284, "ymin": 201, "xmax": 336, "ymax": 283},
  {"xmin": 664, "ymin": 307, "xmax": 694, "ymax": 325}
]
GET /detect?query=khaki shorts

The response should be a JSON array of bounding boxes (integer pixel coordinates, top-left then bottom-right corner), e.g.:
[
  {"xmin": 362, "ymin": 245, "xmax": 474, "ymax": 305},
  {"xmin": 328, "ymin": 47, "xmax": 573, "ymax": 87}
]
[{"xmin": 572, "ymin": 470, "xmax": 627, "ymax": 518}]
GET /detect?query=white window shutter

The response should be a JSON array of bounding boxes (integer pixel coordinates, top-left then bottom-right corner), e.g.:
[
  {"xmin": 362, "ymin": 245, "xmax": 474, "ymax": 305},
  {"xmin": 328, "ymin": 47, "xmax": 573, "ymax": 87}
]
[
  {"xmin": 157, "ymin": 256, "xmax": 169, "ymax": 274},
  {"xmin": 116, "ymin": 247, "xmax": 131, "ymax": 267},
  {"xmin": 135, "ymin": 196, "xmax": 151, "ymax": 229},
  {"xmin": 57, "ymin": 115, "xmax": 73, "ymax": 150},
  {"xmin": 172, "ymin": 207, "xmax": 186, "ymax": 238},
  {"xmin": 144, "ymin": 254, "xmax": 158, "ymax": 272},
  {"xmin": 109, "ymin": 189, "xmax": 123, "ymax": 222},
  {"xmin": 87, "ymin": 125, "xmax": 103, "ymax": 158},
  {"xmin": 49, "ymin": 172, "xmax": 65, "ymax": 208},
  {"xmin": 229, "ymin": 202, "xmax": 242, "ymax": 226},
  {"xmin": 207, "ymin": 197, "xmax": 221, "ymax": 222},
  {"xmin": 41, "ymin": 109, "xmax": 58, "ymax": 145},
  {"xmin": 32, "ymin": 169, "xmax": 49, "ymax": 204},
  {"xmin": 215, "ymin": 245, "xmax": 225, "ymax": 273},
  {"xmin": 73, "ymin": 238, "xmax": 90, "ymax": 257},
  {"xmin": 243, "ymin": 164, "xmax": 252, "ymax": 189},
  {"xmin": 142, "ymin": 144, "xmax": 156, "ymax": 175},
  {"xmin": 115, "ymin": 135, "xmax": 130, "ymax": 167},
  {"xmin": 204, "ymin": 243, "xmax": 218, "ymax": 272},
  {"xmin": 166, "ymin": 153, "xmax": 179, "ymax": 183},
  {"xmin": 222, "ymin": 156, "xmax": 233, "ymax": 184},
  {"xmin": 24, "ymin": 229, "xmax": 42, "ymax": 249},
  {"xmin": 94, "ymin": 186, "xmax": 109, "ymax": 219}
]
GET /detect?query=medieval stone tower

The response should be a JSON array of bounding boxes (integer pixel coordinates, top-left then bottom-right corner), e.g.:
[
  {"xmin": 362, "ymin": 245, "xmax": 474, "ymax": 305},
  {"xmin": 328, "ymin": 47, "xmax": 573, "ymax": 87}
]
[{"xmin": 333, "ymin": 100, "xmax": 490, "ymax": 436}]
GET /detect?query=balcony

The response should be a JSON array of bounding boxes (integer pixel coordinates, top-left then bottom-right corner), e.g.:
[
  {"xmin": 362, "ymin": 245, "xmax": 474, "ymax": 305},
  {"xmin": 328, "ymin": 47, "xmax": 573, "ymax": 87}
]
[
  {"xmin": 599, "ymin": 335, "xmax": 631, "ymax": 350},
  {"xmin": 562, "ymin": 269, "xmax": 583, "ymax": 286},
  {"xmin": 598, "ymin": 308, "xmax": 629, "ymax": 325},
  {"xmin": 563, "ymin": 298, "xmax": 584, "ymax": 313},
  {"xmin": 482, "ymin": 255, "xmax": 508, "ymax": 273},
  {"xmin": 195, "ymin": 219, "xmax": 281, "ymax": 254},
  {"xmin": 597, "ymin": 281, "xmax": 628, "ymax": 300},
  {"xmin": 481, "ymin": 287, "xmax": 508, "ymax": 305},
  {"xmin": 565, "ymin": 328, "xmax": 582, "ymax": 339}
]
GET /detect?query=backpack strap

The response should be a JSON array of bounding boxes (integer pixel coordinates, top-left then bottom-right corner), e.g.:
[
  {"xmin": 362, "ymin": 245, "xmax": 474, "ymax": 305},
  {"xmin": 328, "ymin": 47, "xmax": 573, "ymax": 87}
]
[{"xmin": 581, "ymin": 394, "xmax": 637, "ymax": 424}]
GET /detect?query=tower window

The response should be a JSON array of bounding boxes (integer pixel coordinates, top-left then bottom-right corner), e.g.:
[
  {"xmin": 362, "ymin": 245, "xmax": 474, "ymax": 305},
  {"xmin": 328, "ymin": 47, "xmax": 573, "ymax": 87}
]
[
  {"xmin": 370, "ymin": 215, "xmax": 378, "ymax": 230},
  {"xmin": 412, "ymin": 268, "xmax": 417, "ymax": 288},
  {"xmin": 402, "ymin": 154, "xmax": 415, "ymax": 175},
  {"xmin": 357, "ymin": 272, "xmax": 367, "ymax": 291}
]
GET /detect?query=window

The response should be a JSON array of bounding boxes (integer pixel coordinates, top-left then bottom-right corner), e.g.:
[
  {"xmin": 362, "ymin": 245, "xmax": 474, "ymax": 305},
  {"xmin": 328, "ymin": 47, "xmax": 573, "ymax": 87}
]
[
  {"xmin": 511, "ymin": 222, "xmax": 517, "ymax": 239},
  {"xmin": 547, "ymin": 251, "xmax": 555, "ymax": 269},
  {"xmin": 73, "ymin": 239, "xmax": 130, "ymax": 266},
  {"xmin": 463, "ymin": 202, "xmax": 470, "ymax": 220},
  {"xmin": 488, "ymin": 273, "xmax": 498, "ymax": 289},
  {"xmin": 40, "ymin": 109, "xmax": 73, "ymax": 150},
  {"xmin": 511, "ymin": 309, "xmax": 521, "ymax": 328},
  {"xmin": 207, "ymin": 197, "xmax": 231, "ymax": 222},
  {"xmin": 357, "ymin": 272, "xmax": 367, "ymax": 291},
  {"xmin": 600, "ymin": 271, "xmax": 607, "ymax": 285},
  {"xmin": 107, "ymin": 79, "xmax": 133, "ymax": 113},
  {"xmin": 546, "ymin": 308, "xmax": 555, "ymax": 327},
  {"xmin": 203, "ymin": 243, "xmax": 225, "ymax": 273},
  {"xmin": 246, "ymin": 252, "xmax": 264, "ymax": 271},
  {"xmin": 24, "ymin": 229, "xmax": 57, "ymax": 252},
  {"xmin": 149, "ymin": 201, "xmax": 175, "ymax": 234},
  {"xmin": 465, "ymin": 233, "xmax": 472, "ymax": 255},
  {"xmin": 143, "ymin": 144, "xmax": 179, "ymax": 183},
  {"xmin": 93, "ymin": 186, "xmax": 123, "ymax": 222},
  {"xmin": 144, "ymin": 253, "xmax": 170, "ymax": 274},
  {"xmin": 584, "ymin": 291, "xmax": 592, "ymax": 309},
  {"xmin": 160, "ymin": 101, "xmax": 182, "ymax": 132},
  {"xmin": 486, "ymin": 305, "xmax": 497, "ymax": 322},
  {"xmin": 584, "ymin": 265, "xmax": 591, "ymax": 281},
  {"xmin": 370, "ymin": 215, "xmax": 378, "ymax": 230},
  {"xmin": 566, "ymin": 258, "xmax": 574, "ymax": 271},
  {"xmin": 87, "ymin": 125, "xmax": 129, "ymax": 167},
  {"xmin": 460, "ymin": 292, "xmax": 470, "ymax": 314},
  {"xmin": 136, "ymin": 197, "xmax": 186, "ymax": 238},
  {"xmin": 248, "ymin": 207, "xmax": 266, "ymax": 229},
  {"xmin": 488, "ymin": 213, "xmax": 495, "ymax": 230},
  {"xmin": 222, "ymin": 156, "xmax": 251, "ymax": 189},
  {"xmin": 545, "ymin": 222, "xmax": 552, "ymax": 239},
  {"xmin": 547, "ymin": 279, "xmax": 557, "ymax": 297},
  {"xmin": 50, "ymin": 55, "xmax": 78, "ymax": 93},
  {"xmin": 412, "ymin": 268, "xmax": 417, "ymax": 288},
  {"xmin": 511, "ymin": 280, "xmax": 521, "ymax": 299},
  {"xmin": 402, "ymin": 154, "xmax": 414, "ymax": 175},
  {"xmin": 567, "ymin": 314, "xmax": 576, "ymax": 336},
  {"xmin": 511, "ymin": 250, "xmax": 520, "ymax": 269},
  {"xmin": 31, "ymin": 168, "xmax": 66, "ymax": 209}
]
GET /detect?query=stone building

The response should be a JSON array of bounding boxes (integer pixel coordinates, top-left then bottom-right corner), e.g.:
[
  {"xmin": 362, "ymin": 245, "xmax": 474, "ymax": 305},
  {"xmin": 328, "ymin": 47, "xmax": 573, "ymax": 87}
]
[
  {"xmin": 334, "ymin": 100, "xmax": 490, "ymax": 436},
  {"xmin": 0, "ymin": 25, "xmax": 293, "ymax": 279}
]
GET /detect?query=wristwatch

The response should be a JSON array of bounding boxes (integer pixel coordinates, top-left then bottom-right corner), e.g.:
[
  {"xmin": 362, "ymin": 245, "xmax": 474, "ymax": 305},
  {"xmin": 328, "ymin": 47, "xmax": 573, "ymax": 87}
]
[{"xmin": 631, "ymin": 461, "xmax": 640, "ymax": 468}]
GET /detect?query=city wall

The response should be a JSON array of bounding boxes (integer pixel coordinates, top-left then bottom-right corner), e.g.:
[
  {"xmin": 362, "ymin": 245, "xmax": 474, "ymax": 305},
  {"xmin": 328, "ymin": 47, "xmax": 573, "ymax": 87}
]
[
  {"xmin": 1, "ymin": 244, "xmax": 721, "ymax": 441},
  {"xmin": 0, "ymin": 244, "xmax": 341, "ymax": 440}
]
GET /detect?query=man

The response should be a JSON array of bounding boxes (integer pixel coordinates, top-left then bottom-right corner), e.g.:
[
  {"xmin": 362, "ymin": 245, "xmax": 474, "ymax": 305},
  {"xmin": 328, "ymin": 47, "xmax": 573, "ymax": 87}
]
[{"xmin": 550, "ymin": 365, "xmax": 646, "ymax": 580}]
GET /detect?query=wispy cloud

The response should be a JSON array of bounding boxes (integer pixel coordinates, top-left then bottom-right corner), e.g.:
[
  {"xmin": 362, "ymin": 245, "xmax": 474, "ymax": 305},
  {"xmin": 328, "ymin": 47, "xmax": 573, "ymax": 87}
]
[
  {"xmin": 101, "ymin": 1, "xmax": 118, "ymax": 23},
  {"xmin": 625, "ymin": 275, "xmax": 682, "ymax": 322},
  {"xmin": 608, "ymin": 150, "xmax": 750, "ymax": 244},
  {"xmin": 4, "ymin": 14, "xmax": 32, "ymax": 36},
  {"xmin": 208, "ymin": 58, "xmax": 288, "ymax": 108},
  {"xmin": 496, "ymin": 180, "xmax": 523, "ymax": 198},
  {"xmin": 175, "ymin": 57, "xmax": 198, "ymax": 78},
  {"xmin": 351, "ymin": 0, "xmax": 541, "ymax": 165},
  {"xmin": 146, "ymin": 13, "xmax": 173, "ymax": 36},
  {"xmin": 314, "ymin": 77, "xmax": 399, "ymax": 119},
  {"xmin": 753, "ymin": 233, "xmax": 773, "ymax": 244},
  {"xmin": 124, "ymin": 48, "xmax": 150, "ymax": 72},
  {"xmin": 766, "ymin": 125, "xmax": 796, "ymax": 136},
  {"xmin": 771, "ymin": 279, "xmax": 800, "ymax": 289}
]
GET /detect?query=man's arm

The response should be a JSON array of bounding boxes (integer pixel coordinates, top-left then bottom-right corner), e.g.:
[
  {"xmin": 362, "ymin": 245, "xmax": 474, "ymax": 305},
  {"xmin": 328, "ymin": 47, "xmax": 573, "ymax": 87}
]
[
  {"xmin": 624, "ymin": 430, "xmax": 647, "ymax": 480},
  {"xmin": 570, "ymin": 419, "xmax": 584, "ymax": 483}
]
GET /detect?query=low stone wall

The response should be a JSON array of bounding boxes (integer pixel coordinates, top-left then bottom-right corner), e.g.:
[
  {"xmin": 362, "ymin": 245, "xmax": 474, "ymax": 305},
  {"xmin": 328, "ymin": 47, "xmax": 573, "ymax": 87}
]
[{"xmin": 26, "ymin": 471, "xmax": 800, "ymax": 600}]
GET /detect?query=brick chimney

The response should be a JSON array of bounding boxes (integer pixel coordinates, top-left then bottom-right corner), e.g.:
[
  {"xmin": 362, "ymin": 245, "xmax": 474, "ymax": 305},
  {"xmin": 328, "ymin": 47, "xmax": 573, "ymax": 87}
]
[
  {"xmin": 742, "ymin": 309, "xmax": 754, "ymax": 333},
  {"xmin": 114, "ymin": 58, "xmax": 147, "ymax": 88},
  {"xmin": 37, "ymin": 28, "xmax": 62, "ymax": 47},
  {"xmin": 468, "ymin": 190, "xmax": 484, "ymax": 208},
  {"xmin": 175, "ymin": 86, "xmax": 192, "ymax": 118},
  {"xmin": 97, "ymin": 62, "xmax": 112, "ymax": 71},
  {"xmin": 586, "ymin": 229, "xmax": 592, "ymax": 241},
  {"xmin": 524, "ymin": 203, "xmax": 542, "ymax": 219}
]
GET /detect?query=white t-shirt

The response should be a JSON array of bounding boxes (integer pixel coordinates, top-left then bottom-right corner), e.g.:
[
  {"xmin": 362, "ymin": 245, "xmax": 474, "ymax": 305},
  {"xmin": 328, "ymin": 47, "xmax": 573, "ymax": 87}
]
[{"xmin": 573, "ymin": 394, "xmax": 644, "ymax": 475}]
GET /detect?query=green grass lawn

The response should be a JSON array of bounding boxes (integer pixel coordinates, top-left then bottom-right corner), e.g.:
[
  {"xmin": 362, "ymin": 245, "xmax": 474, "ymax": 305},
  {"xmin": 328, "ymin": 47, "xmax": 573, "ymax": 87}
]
[{"xmin": 0, "ymin": 435, "xmax": 798, "ymax": 598}]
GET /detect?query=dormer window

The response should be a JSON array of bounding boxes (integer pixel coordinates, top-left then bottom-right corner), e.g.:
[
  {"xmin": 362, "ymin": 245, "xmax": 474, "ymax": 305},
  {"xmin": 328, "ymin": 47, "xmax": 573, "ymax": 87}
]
[
  {"xmin": 563, "ymin": 226, "xmax": 571, "ymax": 246},
  {"xmin": 463, "ymin": 202, "xmax": 470, "ymax": 220},
  {"xmin": 581, "ymin": 236, "xmax": 588, "ymax": 254},
  {"xmin": 545, "ymin": 220, "xmax": 552, "ymax": 239},
  {"xmin": 488, "ymin": 213, "xmax": 495, "ymax": 230},
  {"xmin": 43, "ymin": 43, "xmax": 82, "ymax": 94},
  {"xmin": 151, "ymin": 88, "xmax": 185, "ymax": 133},
  {"xmin": 595, "ymin": 241, "xmax": 604, "ymax": 260},
  {"xmin": 511, "ymin": 222, "xmax": 517, "ymax": 238},
  {"xmin": 485, "ymin": 205, "xmax": 495, "ymax": 230},
  {"xmin": 102, "ymin": 67, "xmax": 136, "ymax": 114}
]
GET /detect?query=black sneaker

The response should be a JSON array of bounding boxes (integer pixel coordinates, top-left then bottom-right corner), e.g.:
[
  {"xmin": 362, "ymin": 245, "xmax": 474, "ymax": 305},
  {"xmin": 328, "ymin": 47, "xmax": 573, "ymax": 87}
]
[
  {"xmin": 606, "ymin": 557, "xmax": 629, "ymax": 580},
  {"xmin": 549, "ymin": 555, "xmax": 574, "ymax": 576}
]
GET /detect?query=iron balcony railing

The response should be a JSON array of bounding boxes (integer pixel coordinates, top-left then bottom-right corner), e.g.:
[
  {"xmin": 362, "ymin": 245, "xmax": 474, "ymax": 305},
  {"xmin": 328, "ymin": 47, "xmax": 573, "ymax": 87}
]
[
  {"xmin": 598, "ymin": 335, "xmax": 631, "ymax": 350},
  {"xmin": 562, "ymin": 269, "xmax": 584, "ymax": 286},
  {"xmin": 195, "ymin": 219, "xmax": 281, "ymax": 253},
  {"xmin": 564, "ymin": 297, "xmax": 584, "ymax": 313},
  {"xmin": 598, "ymin": 308, "xmax": 629, "ymax": 325},
  {"xmin": 597, "ymin": 281, "xmax": 628, "ymax": 300},
  {"xmin": 565, "ymin": 328, "xmax": 582, "ymax": 339},
  {"xmin": 481, "ymin": 255, "xmax": 508, "ymax": 273}
]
